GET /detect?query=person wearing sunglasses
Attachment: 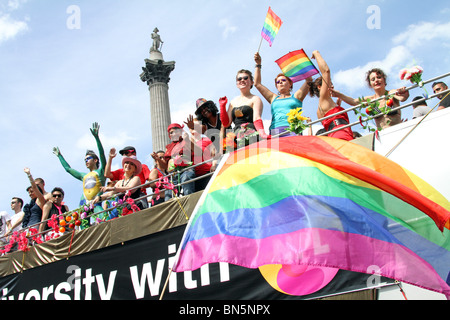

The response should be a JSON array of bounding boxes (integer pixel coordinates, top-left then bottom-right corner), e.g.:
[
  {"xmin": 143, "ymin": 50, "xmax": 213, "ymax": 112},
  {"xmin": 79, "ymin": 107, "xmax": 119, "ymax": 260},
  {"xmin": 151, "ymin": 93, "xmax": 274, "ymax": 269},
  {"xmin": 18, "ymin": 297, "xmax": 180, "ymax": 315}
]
[
  {"xmin": 4, "ymin": 197, "xmax": 24, "ymax": 238},
  {"xmin": 184, "ymin": 99, "xmax": 225, "ymax": 153},
  {"xmin": 149, "ymin": 150, "xmax": 168, "ymax": 206},
  {"xmin": 219, "ymin": 69, "xmax": 270, "ymax": 148},
  {"xmin": 40, "ymin": 188, "xmax": 69, "ymax": 234},
  {"xmin": 53, "ymin": 122, "xmax": 107, "ymax": 227},
  {"xmin": 94, "ymin": 155, "xmax": 148, "ymax": 211},
  {"xmin": 104, "ymin": 146, "xmax": 151, "ymax": 197},
  {"xmin": 164, "ymin": 123, "xmax": 197, "ymax": 197},
  {"xmin": 253, "ymin": 52, "xmax": 312, "ymax": 137}
]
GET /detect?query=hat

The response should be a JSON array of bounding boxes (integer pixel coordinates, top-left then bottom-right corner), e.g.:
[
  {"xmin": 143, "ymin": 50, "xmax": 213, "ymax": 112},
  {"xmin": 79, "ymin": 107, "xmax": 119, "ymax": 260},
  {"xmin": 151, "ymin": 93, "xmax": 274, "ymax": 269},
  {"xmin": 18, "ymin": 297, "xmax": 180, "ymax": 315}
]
[
  {"xmin": 122, "ymin": 156, "xmax": 142, "ymax": 175},
  {"xmin": 167, "ymin": 123, "xmax": 184, "ymax": 134},
  {"xmin": 195, "ymin": 98, "xmax": 215, "ymax": 116},
  {"xmin": 119, "ymin": 146, "xmax": 136, "ymax": 155}
]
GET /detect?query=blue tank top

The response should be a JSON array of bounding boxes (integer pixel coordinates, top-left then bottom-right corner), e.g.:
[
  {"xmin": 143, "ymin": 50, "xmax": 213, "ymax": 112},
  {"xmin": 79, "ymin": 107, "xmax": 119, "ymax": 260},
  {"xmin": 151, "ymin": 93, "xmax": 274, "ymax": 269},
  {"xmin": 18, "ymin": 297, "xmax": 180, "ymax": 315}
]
[{"xmin": 269, "ymin": 96, "xmax": 303, "ymax": 130}]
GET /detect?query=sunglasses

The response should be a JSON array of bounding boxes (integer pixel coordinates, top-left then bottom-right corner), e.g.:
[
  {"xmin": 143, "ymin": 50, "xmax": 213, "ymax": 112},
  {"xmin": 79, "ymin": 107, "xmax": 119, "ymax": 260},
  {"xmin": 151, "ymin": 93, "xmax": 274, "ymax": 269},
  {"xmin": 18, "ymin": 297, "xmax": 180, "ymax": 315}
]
[
  {"xmin": 276, "ymin": 78, "xmax": 288, "ymax": 84},
  {"xmin": 125, "ymin": 150, "xmax": 136, "ymax": 155},
  {"xmin": 11, "ymin": 201, "xmax": 17, "ymax": 205},
  {"xmin": 85, "ymin": 156, "xmax": 94, "ymax": 162},
  {"xmin": 236, "ymin": 76, "xmax": 249, "ymax": 82},
  {"xmin": 52, "ymin": 194, "xmax": 63, "ymax": 198}
]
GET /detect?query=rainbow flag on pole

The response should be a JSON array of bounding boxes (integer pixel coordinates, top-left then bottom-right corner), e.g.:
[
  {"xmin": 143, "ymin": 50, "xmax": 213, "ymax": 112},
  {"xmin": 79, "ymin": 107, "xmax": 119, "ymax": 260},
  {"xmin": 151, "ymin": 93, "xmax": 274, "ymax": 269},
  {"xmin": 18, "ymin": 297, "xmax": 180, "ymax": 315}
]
[
  {"xmin": 173, "ymin": 136, "xmax": 450, "ymax": 297},
  {"xmin": 276, "ymin": 49, "xmax": 319, "ymax": 83},
  {"xmin": 261, "ymin": 7, "xmax": 283, "ymax": 47}
]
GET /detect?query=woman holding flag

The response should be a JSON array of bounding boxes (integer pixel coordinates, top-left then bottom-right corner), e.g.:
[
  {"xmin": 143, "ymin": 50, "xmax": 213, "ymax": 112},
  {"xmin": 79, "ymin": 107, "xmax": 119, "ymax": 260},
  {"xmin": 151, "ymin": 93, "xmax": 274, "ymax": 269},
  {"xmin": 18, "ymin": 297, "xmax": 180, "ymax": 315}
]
[{"xmin": 253, "ymin": 52, "xmax": 311, "ymax": 137}]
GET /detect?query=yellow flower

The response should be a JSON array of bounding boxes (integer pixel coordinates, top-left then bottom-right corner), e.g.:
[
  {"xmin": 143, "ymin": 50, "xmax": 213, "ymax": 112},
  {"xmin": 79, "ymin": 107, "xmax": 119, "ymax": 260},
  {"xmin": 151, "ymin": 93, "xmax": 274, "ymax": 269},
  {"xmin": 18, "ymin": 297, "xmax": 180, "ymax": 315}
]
[
  {"xmin": 286, "ymin": 109, "xmax": 297, "ymax": 117},
  {"xmin": 288, "ymin": 115, "xmax": 296, "ymax": 123}
]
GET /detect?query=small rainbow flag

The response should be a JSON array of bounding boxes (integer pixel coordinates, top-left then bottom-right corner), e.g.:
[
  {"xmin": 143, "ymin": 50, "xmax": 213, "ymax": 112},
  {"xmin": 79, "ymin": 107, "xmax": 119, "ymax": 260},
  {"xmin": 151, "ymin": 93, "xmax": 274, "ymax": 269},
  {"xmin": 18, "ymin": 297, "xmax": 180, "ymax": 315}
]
[
  {"xmin": 261, "ymin": 7, "xmax": 282, "ymax": 47},
  {"xmin": 276, "ymin": 49, "xmax": 319, "ymax": 83}
]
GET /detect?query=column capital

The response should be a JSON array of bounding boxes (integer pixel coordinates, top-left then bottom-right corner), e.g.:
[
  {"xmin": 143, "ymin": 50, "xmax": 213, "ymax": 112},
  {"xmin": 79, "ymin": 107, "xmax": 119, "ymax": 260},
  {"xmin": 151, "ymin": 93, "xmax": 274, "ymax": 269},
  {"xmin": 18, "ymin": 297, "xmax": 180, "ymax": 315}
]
[{"xmin": 140, "ymin": 59, "xmax": 175, "ymax": 86}]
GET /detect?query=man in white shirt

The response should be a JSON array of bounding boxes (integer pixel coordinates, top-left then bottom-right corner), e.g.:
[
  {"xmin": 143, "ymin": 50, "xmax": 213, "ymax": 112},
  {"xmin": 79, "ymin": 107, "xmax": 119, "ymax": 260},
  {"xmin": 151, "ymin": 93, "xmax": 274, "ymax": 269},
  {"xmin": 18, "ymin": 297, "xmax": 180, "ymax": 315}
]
[
  {"xmin": 5, "ymin": 197, "xmax": 24, "ymax": 236},
  {"xmin": 412, "ymin": 96, "xmax": 432, "ymax": 119},
  {"xmin": 0, "ymin": 211, "xmax": 9, "ymax": 244}
]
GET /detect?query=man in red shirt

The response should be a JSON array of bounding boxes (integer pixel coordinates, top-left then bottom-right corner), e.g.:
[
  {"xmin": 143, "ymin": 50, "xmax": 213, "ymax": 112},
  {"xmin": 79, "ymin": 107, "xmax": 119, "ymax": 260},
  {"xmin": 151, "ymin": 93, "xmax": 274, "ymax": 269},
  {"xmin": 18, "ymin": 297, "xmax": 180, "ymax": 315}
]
[
  {"xmin": 164, "ymin": 123, "xmax": 196, "ymax": 196},
  {"xmin": 189, "ymin": 119, "xmax": 217, "ymax": 191}
]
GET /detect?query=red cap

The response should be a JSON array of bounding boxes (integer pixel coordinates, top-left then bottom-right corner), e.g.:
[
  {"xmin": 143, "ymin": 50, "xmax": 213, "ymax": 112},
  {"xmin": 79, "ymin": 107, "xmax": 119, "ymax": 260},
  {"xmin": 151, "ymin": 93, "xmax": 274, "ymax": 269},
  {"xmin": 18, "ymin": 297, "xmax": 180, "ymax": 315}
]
[{"xmin": 167, "ymin": 123, "xmax": 184, "ymax": 134}]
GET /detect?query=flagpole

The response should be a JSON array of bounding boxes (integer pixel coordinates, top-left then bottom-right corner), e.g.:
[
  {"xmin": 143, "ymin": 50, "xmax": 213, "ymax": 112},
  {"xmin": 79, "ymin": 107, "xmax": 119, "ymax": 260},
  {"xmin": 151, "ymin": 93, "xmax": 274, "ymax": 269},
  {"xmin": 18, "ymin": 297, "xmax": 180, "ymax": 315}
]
[
  {"xmin": 158, "ymin": 153, "xmax": 231, "ymax": 300},
  {"xmin": 257, "ymin": 36, "xmax": 264, "ymax": 53}
]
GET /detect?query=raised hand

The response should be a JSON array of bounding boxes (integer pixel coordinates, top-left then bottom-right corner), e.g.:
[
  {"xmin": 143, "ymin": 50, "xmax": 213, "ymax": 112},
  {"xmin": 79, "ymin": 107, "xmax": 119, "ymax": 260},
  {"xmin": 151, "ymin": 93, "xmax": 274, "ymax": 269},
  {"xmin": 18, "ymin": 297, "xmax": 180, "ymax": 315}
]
[
  {"xmin": 90, "ymin": 122, "xmax": 100, "ymax": 137},
  {"xmin": 184, "ymin": 114, "xmax": 195, "ymax": 130},
  {"xmin": 52, "ymin": 147, "xmax": 61, "ymax": 156}
]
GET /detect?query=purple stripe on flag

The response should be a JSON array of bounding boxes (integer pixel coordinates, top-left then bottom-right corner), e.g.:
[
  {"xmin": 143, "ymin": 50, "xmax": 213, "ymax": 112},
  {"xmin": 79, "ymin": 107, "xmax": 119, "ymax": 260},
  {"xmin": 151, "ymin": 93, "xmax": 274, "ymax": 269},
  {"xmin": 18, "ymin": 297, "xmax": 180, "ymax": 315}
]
[
  {"xmin": 290, "ymin": 68, "xmax": 320, "ymax": 83},
  {"xmin": 175, "ymin": 228, "xmax": 450, "ymax": 296}
]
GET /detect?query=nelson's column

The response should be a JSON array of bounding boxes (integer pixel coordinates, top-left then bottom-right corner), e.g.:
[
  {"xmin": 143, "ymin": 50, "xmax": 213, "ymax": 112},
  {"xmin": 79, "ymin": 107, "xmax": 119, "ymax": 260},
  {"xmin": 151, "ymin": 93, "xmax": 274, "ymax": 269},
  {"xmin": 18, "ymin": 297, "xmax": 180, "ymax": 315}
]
[{"xmin": 140, "ymin": 28, "xmax": 175, "ymax": 152}]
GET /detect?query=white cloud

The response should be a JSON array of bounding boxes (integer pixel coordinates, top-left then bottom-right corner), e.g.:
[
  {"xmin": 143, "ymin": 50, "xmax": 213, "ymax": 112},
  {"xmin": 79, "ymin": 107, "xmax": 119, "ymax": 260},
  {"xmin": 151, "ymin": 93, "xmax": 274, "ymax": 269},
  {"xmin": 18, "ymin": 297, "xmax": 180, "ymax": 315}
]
[
  {"xmin": 334, "ymin": 45, "xmax": 413, "ymax": 93},
  {"xmin": 0, "ymin": 14, "xmax": 28, "ymax": 44},
  {"xmin": 219, "ymin": 18, "xmax": 238, "ymax": 40},
  {"xmin": 392, "ymin": 21, "xmax": 450, "ymax": 48},
  {"xmin": 333, "ymin": 21, "xmax": 450, "ymax": 94},
  {"xmin": 7, "ymin": 0, "xmax": 22, "ymax": 11}
]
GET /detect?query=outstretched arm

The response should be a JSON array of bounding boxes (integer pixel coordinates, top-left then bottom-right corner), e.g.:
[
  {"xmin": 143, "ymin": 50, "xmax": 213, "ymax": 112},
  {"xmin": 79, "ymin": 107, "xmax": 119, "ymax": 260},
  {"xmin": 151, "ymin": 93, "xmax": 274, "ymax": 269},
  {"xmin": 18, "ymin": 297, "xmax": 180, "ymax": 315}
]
[
  {"xmin": 311, "ymin": 50, "xmax": 331, "ymax": 95},
  {"xmin": 104, "ymin": 148, "xmax": 117, "ymax": 179},
  {"xmin": 53, "ymin": 147, "xmax": 85, "ymax": 181},
  {"xmin": 294, "ymin": 77, "xmax": 313, "ymax": 102},
  {"xmin": 254, "ymin": 52, "xmax": 277, "ymax": 104},
  {"xmin": 91, "ymin": 122, "xmax": 107, "ymax": 173},
  {"xmin": 391, "ymin": 87, "xmax": 409, "ymax": 102},
  {"xmin": 24, "ymin": 168, "xmax": 46, "ymax": 209},
  {"xmin": 330, "ymin": 88, "xmax": 359, "ymax": 106},
  {"xmin": 311, "ymin": 50, "xmax": 337, "ymax": 117}
]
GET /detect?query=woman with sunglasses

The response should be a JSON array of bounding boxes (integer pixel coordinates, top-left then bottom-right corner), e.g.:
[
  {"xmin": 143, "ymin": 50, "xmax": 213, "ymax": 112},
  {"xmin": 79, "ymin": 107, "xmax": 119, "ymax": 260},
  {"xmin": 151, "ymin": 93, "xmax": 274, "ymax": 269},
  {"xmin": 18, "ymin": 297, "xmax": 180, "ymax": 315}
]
[
  {"xmin": 253, "ymin": 52, "xmax": 311, "ymax": 137},
  {"xmin": 219, "ymin": 69, "xmax": 270, "ymax": 148}
]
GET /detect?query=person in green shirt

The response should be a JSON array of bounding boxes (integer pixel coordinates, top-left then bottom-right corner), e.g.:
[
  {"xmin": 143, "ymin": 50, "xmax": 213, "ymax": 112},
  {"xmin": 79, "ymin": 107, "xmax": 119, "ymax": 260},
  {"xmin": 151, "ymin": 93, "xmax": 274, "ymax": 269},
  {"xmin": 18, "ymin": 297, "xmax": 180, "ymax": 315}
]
[{"xmin": 53, "ymin": 122, "xmax": 107, "ymax": 228}]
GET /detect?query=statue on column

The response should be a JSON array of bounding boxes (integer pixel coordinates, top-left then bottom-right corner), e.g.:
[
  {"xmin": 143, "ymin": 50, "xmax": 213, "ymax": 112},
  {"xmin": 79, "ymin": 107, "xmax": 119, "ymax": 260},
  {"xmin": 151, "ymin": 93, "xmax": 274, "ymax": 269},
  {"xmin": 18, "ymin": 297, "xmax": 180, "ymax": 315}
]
[{"xmin": 151, "ymin": 28, "xmax": 163, "ymax": 52}]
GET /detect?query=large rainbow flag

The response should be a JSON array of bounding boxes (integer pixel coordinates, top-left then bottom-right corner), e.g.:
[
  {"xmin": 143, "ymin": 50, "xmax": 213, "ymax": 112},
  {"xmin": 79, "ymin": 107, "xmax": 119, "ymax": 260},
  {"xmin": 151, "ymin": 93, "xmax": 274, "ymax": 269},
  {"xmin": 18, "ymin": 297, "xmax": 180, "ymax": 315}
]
[
  {"xmin": 275, "ymin": 49, "xmax": 319, "ymax": 83},
  {"xmin": 261, "ymin": 7, "xmax": 282, "ymax": 47},
  {"xmin": 173, "ymin": 136, "xmax": 450, "ymax": 297}
]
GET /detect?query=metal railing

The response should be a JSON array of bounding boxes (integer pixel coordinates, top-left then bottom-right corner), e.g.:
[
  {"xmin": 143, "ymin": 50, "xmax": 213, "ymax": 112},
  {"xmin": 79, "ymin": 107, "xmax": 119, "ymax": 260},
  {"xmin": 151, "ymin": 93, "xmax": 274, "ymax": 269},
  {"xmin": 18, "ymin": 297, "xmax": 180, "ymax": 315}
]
[{"xmin": 1, "ymin": 71, "xmax": 449, "ymax": 255}]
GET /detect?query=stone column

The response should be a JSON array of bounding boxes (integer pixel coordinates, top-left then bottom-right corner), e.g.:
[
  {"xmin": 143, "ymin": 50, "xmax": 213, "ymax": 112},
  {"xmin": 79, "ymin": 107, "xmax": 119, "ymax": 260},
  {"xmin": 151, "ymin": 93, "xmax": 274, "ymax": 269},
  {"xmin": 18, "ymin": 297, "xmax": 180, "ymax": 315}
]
[{"xmin": 140, "ymin": 32, "xmax": 175, "ymax": 153}]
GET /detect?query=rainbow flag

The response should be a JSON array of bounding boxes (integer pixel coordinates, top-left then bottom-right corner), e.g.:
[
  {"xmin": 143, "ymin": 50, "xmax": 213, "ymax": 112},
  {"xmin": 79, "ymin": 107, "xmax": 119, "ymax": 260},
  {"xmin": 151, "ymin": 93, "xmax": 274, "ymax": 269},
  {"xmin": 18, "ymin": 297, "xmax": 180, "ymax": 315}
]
[
  {"xmin": 261, "ymin": 7, "xmax": 282, "ymax": 47},
  {"xmin": 276, "ymin": 49, "xmax": 319, "ymax": 83},
  {"xmin": 173, "ymin": 136, "xmax": 450, "ymax": 297}
]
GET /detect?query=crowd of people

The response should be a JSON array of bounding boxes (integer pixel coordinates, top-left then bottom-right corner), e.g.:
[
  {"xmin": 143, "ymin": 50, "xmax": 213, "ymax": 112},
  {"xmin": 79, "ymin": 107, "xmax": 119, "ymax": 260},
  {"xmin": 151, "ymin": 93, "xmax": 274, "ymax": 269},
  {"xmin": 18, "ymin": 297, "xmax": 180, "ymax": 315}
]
[{"xmin": 1, "ymin": 50, "xmax": 449, "ymax": 253}]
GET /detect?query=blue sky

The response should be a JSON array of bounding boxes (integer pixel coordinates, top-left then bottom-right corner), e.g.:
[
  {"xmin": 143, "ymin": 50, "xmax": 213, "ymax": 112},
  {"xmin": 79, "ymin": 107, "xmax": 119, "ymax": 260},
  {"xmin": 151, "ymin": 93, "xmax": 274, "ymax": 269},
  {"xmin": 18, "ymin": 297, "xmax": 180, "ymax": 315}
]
[{"xmin": 1, "ymin": 0, "xmax": 450, "ymax": 211}]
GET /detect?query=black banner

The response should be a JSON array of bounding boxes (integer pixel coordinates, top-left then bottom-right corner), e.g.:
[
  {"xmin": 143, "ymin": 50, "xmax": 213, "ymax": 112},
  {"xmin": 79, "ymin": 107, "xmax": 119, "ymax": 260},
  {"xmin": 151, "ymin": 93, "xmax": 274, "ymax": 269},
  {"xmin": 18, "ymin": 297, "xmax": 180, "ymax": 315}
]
[{"xmin": 0, "ymin": 225, "xmax": 391, "ymax": 300}]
